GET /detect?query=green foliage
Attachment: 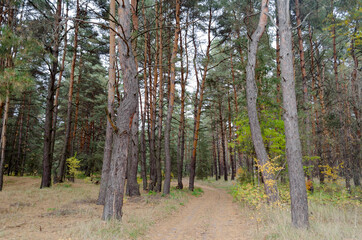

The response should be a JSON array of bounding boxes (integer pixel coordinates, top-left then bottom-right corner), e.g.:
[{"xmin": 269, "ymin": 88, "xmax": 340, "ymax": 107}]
[{"xmin": 235, "ymin": 110, "xmax": 286, "ymax": 158}]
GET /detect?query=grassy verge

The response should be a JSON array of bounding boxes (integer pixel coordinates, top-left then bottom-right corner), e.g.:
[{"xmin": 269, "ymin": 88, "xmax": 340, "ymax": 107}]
[
  {"xmin": 0, "ymin": 176, "xmax": 192, "ymax": 240},
  {"xmin": 230, "ymin": 179, "xmax": 361, "ymax": 240},
  {"xmin": 68, "ymin": 186, "xmax": 190, "ymax": 240}
]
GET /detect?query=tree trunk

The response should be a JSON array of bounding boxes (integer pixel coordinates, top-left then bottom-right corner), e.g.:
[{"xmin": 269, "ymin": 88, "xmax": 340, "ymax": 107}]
[
  {"xmin": 189, "ymin": 8, "xmax": 212, "ymax": 191},
  {"xmin": 156, "ymin": 0, "xmax": 164, "ymax": 193},
  {"xmin": 71, "ymin": 56, "xmax": 82, "ymax": 157},
  {"xmin": 295, "ymin": 0, "xmax": 311, "ymax": 176},
  {"xmin": 177, "ymin": 13, "xmax": 188, "ymax": 189},
  {"xmin": 218, "ymin": 98, "xmax": 228, "ymax": 181},
  {"xmin": 14, "ymin": 94, "xmax": 25, "ymax": 176},
  {"xmin": 212, "ymin": 123, "xmax": 218, "ymax": 180},
  {"xmin": 148, "ymin": 11, "xmax": 158, "ymax": 191},
  {"xmin": 97, "ymin": 0, "xmax": 116, "ymax": 205},
  {"xmin": 163, "ymin": 0, "xmax": 181, "ymax": 195},
  {"xmin": 245, "ymin": 0, "xmax": 278, "ymax": 202},
  {"xmin": 41, "ymin": 0, "xmax": 62, "ymax": 188},
  {"xmin": 51, "ymin": 2, "xmax": 68, "ymax": 182},
  {"xmin": 126, "ymin": 105, "xmax": 140, "ymax": 196},
  {"xmin": 139, "ymin": 0, "xmax": 148, "ymax": 191},
  {"xmin": 102, "ymin": 1, "xmax": 138, "ymax": 220},
  {"xmin": 277, "ymin": 0, "xmax": 309, "ymax": 228},
  {"xmin": 58, "ymin": 0, "xmax": 80, "ymax": 183},
  {"xmin": 0, "ymin": 89, "xmax": 10, "ymax": 191},
  {"xmin": 20, "ymin": 96, "xmax": 31, "ymax": 176},
  {"xmin": 227, "ymin": 90, "xmax": 235, "ymax": 180}
]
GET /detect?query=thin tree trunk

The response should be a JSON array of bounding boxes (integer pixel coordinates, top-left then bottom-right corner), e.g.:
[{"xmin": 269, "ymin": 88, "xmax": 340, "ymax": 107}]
[
  {"xmin": 295, "ymin": 0, "xmax": 311, "ymax": 176},
  {"xmin": 71, "ymin": 55, "xmax": 82, "ymax": 156},
  {"xmin": 177, "ymin": 11, "xmax": 188, "ymax": 189},
  {"xmin": 212, "ymin": 123, "xmax": 218, "ymax": 180},
  {"xmin": 245, "ymin": 0, "xmax": 278, "ymax": 202},
  {"xmin": 102, "ymin": 0, "xmax": 138, "ymax": 220},
  {"xmin": 14, "ymin": 93, "xmax": 25, "ymax": 176},
  {"xmin": 349, "ymin": 26, "xmax": 360, "ymax": 186},
  {"xmin": 139, "ymin": 0, "xmax": 148, "ymax": 191},
  {"xmin": 0, "ymin": 89, "xmax": 10, "ymax": 191},
  {"xmin": 20, "ymin": 96, "xmax": 31, "ymax": 176},
  {"xmin": 148, "ymin": 10, "xmax": 158, "ymax": 191},
  {"xmin": 189, "ymin": 8, "xmax": 212, "ymax": 191},
  {"xmin": 227, "ymin": 90, "xmax": 235, "ymax": 180},
  {"xmin": 277, "ymin": 0, "xmax": 309, "ymax": 228},
  {"xmin": 156, "ymin": 0, "xmax": 164, "ymax": 193},
  {"xmin": 163, "ymin": 0, "xmax": 181, "ymax": 195},
  {"xmin": 41, "ymin": 0, "xmax": 62, "ymax": 188},
  {"xmin": 219, "ymin": 98, "xmax": 228, "ymax": 181},
  {"xmin": 58, "ymin": 1, "xmax": 80, "ymax": 182}
]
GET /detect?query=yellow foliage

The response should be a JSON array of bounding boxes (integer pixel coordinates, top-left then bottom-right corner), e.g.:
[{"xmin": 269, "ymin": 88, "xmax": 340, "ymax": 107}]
[{"xmin": 66, "ymin": 154, "xmax": 81, "ymax": 177}]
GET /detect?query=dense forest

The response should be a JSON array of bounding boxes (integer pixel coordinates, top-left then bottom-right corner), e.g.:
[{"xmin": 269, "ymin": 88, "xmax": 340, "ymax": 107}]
[{"xmin": 0, "ymin": 0, "xmax": 360, "ymax": 235}]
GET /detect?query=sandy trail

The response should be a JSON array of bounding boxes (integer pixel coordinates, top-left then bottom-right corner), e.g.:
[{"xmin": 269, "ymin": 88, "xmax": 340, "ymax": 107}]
[{"xmin": 143, "ymin": 182, "xmax": 252, "ymax": 240}]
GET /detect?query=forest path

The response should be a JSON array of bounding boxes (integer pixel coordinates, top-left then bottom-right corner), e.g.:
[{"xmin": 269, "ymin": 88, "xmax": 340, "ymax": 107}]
[{"xmin": 143, "ymin": 181, "xmax": 252, "ymax": 240}]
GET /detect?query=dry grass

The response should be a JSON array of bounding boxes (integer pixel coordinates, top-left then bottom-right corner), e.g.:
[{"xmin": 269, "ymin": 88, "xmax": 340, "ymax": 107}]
[
  {"xmin": 0, "ymin": 176, "xmax": 189, "ymax": 240},
  {"xmin": 202, "ymin": 177, "xmax": 361, "ymax": 240},
  {"xmin": 247, "ymin": 202, "xmax": 361, "ymax": 240}
]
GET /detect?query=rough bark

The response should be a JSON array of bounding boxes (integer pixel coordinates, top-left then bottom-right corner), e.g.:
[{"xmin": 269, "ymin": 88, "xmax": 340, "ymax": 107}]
[
  {"xmin": 277, "ymin": 0, "xmax": 309, "ymax": 228},
  {"xmin": 102, "ymin": 0, "xmax": 138, "ymax": 220},
  {"xmin": 163, "ymin": 0, "xmax": 181, "ymax": 195},
  {"xmin": 245, "ymin": 0, "xmax": 279, "ymax": 202},
  {"xmin": 41, "ymin": 0, "xmax": 62, "ymax": 188},
  {"xmin": 126, "ymin": 106, "xmax": 140, "ymax": 196},
  {"xmin": 97, "ymin": 0, "xmax": 116, "ymax": 203}
]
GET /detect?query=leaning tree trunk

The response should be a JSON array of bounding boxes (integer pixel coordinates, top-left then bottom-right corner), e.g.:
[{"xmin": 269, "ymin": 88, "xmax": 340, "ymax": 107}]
[
  {"xmin": 97, "ymin": 0, "xmax": 116, "ymax": 205},
  {"xmin": 102, "ymin": 0, "xmax": 138, "ymax": 220},
  {"xmin": 277, "ymin": 0, "xmax": 309, "ymax": 228},
  {"xmin": 245, "ymin": 0, "xmax": 279, "ymax": 202},
  {"xmin": 163, "ymin": 0, "xmax": 181, "ymax": 195},
  {"xmin": 41, "ymin": 0, "xmax": 62, "ymax": 189},
  {"xmin": 58, "ymin": 0, "xmax": 80, "ymax": 183}
]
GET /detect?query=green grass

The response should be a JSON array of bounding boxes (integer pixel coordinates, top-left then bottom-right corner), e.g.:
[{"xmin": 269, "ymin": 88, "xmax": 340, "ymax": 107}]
[{"xmin": 191, "ymin": 187, "xmax": 204, "ymax": 197}]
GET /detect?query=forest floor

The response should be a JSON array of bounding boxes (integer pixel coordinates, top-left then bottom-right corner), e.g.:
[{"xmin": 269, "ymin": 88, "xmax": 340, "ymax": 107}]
[{"xmin": 0, "ymin": 176, "xmax": 252, "ymax": 240}]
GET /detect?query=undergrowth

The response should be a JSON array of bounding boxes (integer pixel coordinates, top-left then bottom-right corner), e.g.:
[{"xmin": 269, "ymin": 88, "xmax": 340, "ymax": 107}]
[{"xmin": 231, "ymin": 172, "xmax": 361, "ymax": 240}]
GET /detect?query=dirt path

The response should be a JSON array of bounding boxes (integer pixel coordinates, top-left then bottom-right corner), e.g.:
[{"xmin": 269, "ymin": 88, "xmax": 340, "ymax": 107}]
[{"xmin": 143, "ymin": 183, "xmax": 252, "ymax": 240}]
